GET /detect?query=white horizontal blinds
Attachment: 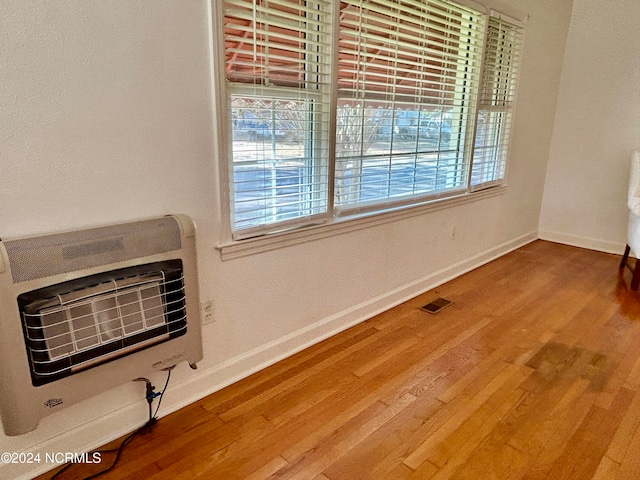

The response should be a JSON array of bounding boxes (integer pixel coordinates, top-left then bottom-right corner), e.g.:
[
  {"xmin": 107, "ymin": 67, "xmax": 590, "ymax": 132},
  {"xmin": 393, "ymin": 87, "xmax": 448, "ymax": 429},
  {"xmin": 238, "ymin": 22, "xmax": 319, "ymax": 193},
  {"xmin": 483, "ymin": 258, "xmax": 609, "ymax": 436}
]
[
  {"xmin": 335, "ymin": 0, "xmax": 484, "ymax": 211},
  {"xmin": 224, "ymin": 0, "xmax": 331, "ymax": 238},
  {"xmin": 229, "ymin": 92, "xmax": 330, "ymax": 235},
  {"xmin": 471, "ymin": 15, "xmax": 523, "ymax": 189},
  {"xmin": 224, "ymin": 0, "xmax": 330, "ymax": 87}
]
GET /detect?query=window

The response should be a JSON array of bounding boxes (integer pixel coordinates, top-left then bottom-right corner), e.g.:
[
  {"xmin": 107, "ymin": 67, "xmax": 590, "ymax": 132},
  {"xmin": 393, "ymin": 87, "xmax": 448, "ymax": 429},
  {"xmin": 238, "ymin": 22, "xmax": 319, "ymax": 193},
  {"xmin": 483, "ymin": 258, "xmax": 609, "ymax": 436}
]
[
  {"xmin": 222, "ymin": 0, "xmax": 523, "ymax": 240},
  {"xmin": 335, "ymin": 0, "xmax": 483, "ymax": 214},
  {"xmin": 224, "ymin": 0, "xmax": 331, "ymax": 239},
  {"xmin": 471, "ymin": 15, "xmax": 522, "ymax": 189}
]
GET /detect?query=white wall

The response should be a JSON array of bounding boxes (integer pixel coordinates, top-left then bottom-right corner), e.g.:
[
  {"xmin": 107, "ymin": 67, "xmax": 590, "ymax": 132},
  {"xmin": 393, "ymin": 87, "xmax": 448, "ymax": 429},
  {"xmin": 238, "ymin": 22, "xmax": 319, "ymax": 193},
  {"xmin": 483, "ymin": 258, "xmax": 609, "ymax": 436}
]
[
  {"xmin": 539, "ymin": 0, "xmax": 640, "ymax": 253},
  {"xmin": 0, "ymin": 1, "xmax": 572, "ymax": 478}
]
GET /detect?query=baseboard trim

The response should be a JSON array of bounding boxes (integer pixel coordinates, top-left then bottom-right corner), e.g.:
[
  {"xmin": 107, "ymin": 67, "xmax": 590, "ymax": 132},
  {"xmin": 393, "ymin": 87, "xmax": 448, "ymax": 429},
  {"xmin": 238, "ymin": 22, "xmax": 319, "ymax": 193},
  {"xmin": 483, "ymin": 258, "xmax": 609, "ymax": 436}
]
[
  {"xmin": 174, "ymin": 231, "xmax": 538, "ymax": 405},
  {"xmin": 538, "ymin": 229, "xmax": 625, "ymax": 256},
  {"xmin": 7, "ymin": 230, "xmax": 537, "ymax": 480}
]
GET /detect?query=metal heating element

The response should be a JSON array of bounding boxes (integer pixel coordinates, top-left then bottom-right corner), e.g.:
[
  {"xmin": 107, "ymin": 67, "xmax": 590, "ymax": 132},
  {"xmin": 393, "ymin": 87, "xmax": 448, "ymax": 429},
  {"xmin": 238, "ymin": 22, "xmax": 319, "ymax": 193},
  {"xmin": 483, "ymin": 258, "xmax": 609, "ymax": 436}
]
[{"xmin": 0, "ymin": 215, "xmax": 203, "ymax": 435}]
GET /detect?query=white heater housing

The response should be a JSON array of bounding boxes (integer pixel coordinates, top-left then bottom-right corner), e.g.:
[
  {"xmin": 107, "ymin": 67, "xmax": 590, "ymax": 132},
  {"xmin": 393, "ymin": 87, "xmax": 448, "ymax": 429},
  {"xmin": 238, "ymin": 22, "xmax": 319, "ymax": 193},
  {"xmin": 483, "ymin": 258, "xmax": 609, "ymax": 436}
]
[{"xmin": 0, "ymin": 215, "xmax": 203, "ymax": 436}]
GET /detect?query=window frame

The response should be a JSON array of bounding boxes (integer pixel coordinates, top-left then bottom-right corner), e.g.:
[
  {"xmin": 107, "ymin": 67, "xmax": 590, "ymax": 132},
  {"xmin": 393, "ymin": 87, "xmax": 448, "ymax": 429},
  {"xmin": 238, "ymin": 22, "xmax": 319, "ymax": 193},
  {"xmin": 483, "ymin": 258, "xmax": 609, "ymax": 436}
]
[{"xmin": 215, "ymin": 0, "xmax": 524, "ymax": 254}]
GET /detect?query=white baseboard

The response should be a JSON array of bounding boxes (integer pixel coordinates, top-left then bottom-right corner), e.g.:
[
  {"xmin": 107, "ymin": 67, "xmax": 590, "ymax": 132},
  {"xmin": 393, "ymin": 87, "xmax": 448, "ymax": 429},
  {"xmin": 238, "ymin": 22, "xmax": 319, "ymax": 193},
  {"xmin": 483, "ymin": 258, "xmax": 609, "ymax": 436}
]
[
  {"xmin": 538, "ymin": 229, "xmax": 626, "ymax": 255},
  {"xmin": 5, "ymin": 230, "xmax": 537, "ymax": 480},
  {"xmin": 170, "ymin": 231, "xmax": 538, "ymax": 409}
]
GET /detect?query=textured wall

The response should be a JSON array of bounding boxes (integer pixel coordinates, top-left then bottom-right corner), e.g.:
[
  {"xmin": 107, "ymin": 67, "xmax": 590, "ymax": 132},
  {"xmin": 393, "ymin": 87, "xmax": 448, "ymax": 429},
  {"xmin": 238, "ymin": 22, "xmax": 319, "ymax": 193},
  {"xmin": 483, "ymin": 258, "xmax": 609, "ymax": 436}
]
[
  {"xmin": 0, "ymin": 1, "xmax": 573, "ymax": 478},
  {"xmin": 540, "ymin": 0, "xmax": 640, "ymax": 252}
]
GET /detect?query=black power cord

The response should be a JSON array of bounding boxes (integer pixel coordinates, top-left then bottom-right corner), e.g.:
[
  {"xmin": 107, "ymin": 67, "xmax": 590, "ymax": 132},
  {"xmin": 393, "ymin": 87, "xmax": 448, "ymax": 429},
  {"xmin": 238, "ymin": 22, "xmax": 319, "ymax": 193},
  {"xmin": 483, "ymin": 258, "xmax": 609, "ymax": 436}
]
[{"xmin": 50, "ymin": 367, "xmax": 173, "ymax": 480}]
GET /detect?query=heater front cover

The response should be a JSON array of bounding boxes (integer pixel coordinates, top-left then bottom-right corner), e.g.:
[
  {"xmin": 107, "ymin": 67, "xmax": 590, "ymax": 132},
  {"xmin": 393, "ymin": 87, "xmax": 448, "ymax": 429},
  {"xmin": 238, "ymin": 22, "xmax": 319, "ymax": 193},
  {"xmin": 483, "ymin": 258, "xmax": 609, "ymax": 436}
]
[{"xmin": 0, "ymin": 215, "xmax": 203, "ymax": 436}]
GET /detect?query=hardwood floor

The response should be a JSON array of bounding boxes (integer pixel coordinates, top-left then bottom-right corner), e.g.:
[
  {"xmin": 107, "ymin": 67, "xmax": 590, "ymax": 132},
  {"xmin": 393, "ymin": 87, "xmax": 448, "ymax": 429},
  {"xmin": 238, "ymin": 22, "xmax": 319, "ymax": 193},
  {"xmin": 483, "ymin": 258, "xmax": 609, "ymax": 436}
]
[{"xmin": 39, "ymin": 240, "xmax": 640, "ymax": 479}]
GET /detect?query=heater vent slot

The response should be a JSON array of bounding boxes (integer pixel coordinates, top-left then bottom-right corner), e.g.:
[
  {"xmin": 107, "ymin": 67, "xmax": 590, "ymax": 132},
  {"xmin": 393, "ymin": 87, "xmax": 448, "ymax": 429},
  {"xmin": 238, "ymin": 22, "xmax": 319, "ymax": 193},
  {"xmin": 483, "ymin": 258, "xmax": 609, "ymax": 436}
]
[
  {"xmin": 18, "ymin": 260, "xmax": 186, "ymax": 386},
  {"xmin": 4, "ymin": 217, "xmax": 182, "ymax": 283}
]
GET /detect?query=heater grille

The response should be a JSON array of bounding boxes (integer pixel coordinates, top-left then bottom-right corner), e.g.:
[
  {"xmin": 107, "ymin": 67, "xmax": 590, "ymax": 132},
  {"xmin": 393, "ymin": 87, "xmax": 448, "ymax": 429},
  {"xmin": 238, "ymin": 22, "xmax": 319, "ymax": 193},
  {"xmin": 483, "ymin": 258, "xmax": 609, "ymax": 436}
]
[{"xmin": 18, "ymin": 260, "xmax": 187, "ymax": 386}]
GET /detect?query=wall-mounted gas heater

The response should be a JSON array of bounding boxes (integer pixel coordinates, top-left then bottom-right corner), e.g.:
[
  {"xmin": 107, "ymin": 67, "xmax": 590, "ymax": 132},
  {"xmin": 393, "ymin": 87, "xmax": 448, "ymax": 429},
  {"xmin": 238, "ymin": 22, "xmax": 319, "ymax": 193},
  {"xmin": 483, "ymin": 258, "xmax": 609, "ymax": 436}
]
[{"xmin": 0, "ymin": 215, "xmax": 203, "ymax": 436}]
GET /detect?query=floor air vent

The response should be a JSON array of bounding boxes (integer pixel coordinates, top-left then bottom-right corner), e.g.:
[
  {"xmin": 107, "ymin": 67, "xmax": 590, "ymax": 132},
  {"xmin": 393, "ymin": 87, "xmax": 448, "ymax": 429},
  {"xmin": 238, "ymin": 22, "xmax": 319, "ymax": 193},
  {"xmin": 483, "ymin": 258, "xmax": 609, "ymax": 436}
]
[{"xmin": 421, "ymin": 297, "xmax": 452, "ymax": 314}]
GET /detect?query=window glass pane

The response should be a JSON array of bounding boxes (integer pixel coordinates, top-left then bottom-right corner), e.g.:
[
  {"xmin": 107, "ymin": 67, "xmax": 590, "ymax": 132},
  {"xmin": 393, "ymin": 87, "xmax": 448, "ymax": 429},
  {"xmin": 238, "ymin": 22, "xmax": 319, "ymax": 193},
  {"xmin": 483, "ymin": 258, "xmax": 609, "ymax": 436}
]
[
  {"xmin": 230, "ymin": 95, "xmax": 328, "ymax": 233},
  {"xmin": 335, "ymin": 100, "xmax": 470, "ymax": 207},
  {"xmin": 472, "ymin": 109, "xmax": 512, "ymax": 185}
]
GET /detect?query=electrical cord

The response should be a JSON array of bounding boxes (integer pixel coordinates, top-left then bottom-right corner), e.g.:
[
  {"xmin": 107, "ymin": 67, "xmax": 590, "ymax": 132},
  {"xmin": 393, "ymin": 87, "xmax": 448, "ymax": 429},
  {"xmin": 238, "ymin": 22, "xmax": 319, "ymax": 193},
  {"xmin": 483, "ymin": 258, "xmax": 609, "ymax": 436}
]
[
  {"xmin": 152, "ymin": 368, "xmax": 172, "ymax": 419},
  {"xmin": 50, "ymin": 367, "xmax": 173, "ymax": 480}
]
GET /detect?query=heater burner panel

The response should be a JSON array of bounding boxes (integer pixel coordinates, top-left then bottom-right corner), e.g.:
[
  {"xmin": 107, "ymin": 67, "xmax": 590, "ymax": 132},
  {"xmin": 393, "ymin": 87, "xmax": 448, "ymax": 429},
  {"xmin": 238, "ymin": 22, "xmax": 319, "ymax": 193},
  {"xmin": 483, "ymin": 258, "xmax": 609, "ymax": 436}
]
[
  {"xmin": 36, "ymin": 277, "xmax": 166, "ymax": 360},
  {"xmin": 41, "ymin": 309, "xmax": 74, "ymax": 359},
  {"xmin": 18, "ymin": 261, "xmax": 187, "ymax": 386}
]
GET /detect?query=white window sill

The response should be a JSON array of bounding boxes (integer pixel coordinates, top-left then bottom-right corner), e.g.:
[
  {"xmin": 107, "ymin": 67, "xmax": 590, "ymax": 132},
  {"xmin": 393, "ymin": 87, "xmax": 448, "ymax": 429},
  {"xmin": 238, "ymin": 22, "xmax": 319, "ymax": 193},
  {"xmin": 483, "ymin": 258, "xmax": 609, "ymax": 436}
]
[{"xmin": 216, "ymin": 186, "xmax": 506, "ymax": 261}]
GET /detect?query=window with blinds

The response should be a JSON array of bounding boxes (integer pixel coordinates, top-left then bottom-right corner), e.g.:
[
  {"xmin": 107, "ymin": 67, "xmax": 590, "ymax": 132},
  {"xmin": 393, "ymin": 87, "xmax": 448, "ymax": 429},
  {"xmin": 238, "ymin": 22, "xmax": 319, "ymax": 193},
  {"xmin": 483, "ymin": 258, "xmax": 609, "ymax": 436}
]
[
  {"xmin": 471, "ymin": 16, "xmax": 523, "ymax": 189},
  {"xmin": 221, "ymin": 0, "xmax": 523, "ymax": 239},
  {"xmin": 335, "ymin": 0, "xmax": 484, "ymax": 212},
  {"xmin": 224, "ymin": 0, "xmax": 331, "ymax": 239}
]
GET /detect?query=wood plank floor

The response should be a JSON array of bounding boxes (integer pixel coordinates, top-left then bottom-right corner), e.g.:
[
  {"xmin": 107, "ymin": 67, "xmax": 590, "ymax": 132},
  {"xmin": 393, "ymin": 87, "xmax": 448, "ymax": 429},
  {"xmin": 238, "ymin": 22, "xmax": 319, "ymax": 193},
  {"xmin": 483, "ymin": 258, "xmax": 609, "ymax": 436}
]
[{"xmin": 39, "ymin": 240, "xmax": 640, "ymax": 480}]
